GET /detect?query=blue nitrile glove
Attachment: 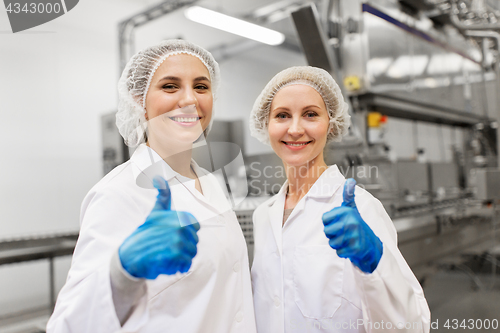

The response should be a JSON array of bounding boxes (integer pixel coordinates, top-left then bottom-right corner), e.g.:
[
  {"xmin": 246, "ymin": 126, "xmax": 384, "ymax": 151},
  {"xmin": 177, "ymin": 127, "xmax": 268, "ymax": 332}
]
[
  {"xmin": 322, "ymin": 178, "xmax": 383, "ymax": 273},
  {"xmin": 118, "ymin": 176, "xmax": 200, "ymax": 279}
]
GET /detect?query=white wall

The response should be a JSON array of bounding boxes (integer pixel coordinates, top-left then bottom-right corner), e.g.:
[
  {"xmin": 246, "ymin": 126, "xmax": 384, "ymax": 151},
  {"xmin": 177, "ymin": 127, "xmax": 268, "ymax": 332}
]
[{"xmin": 0, "ymin": 0, "xmax": 155, "ymax": 317}]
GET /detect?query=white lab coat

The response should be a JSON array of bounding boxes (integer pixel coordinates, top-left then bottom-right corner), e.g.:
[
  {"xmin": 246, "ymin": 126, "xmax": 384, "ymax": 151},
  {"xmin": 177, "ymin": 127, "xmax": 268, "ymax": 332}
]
[
  {"xmin": 47, "ymin": 144, "xmax": 257, "ymax": 333},
  {"xmin": 251, "ymin": 165, "xmax": 430, "ymax": 333}
]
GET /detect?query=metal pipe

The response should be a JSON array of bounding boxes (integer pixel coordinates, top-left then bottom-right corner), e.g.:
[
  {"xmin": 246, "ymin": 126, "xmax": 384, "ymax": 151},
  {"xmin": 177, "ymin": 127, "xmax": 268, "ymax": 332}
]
[
  {"xmin": 49, "ymin": 257, "xmax": 55, "ymax": 311},
  {"xmin": 117, "ymin": 0, "xmax": 198, "ymax": 74},
  {"xmin": 450, "ymin": 0, "xmax": 500, "ymax": 30},
  {"xmin": 464, "ymin": 30, "xmax": 500, "ymax": 167},
  {"xmin": 118, "ymin": 20, "xmax": 136, "ymax": 77},
  {"xmin": 464, "ymin": 30, "xmax": 500, "ymax": 49}
]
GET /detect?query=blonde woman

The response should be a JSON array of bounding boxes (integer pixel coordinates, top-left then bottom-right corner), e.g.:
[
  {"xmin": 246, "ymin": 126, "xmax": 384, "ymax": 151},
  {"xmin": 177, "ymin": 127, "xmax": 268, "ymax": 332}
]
[{"xmin": 249, "ymin": 66, "xmax": 430, "ymax": 332}]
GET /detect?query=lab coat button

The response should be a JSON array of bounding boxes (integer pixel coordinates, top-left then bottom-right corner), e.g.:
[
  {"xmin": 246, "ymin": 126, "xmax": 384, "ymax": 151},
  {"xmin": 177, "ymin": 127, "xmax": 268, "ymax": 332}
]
[
  {"xmin": 274, "ymin": 296, "xmax": 280, "ymax": 307},
  {"xmin": 233, "ymin": 263, "xmax": 241, "ymax": 272},
  {"xmin": 235, "ymin": 311, "xmax": 243, "ymax": 322}
]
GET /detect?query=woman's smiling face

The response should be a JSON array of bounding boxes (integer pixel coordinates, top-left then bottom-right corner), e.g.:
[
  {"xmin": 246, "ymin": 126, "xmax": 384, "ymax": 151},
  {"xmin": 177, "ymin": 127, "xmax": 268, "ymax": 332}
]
[
  {"xmin": 144, "ymin": 54, "xmax": 213, "ymax": 145},
  {"xmin": 268, "ymin": 84, "xmax": 330, "ymax": 167}
]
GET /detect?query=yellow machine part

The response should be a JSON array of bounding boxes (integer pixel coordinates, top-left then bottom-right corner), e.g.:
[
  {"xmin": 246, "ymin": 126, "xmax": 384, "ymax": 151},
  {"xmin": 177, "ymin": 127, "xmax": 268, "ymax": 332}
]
[
  {"xmin": 343, "ymin": 76, "xmax": 362, "ymax": 91},
  {"xmin": 367, "ymin": 112, "xmax": 383, "ymax": 128}
]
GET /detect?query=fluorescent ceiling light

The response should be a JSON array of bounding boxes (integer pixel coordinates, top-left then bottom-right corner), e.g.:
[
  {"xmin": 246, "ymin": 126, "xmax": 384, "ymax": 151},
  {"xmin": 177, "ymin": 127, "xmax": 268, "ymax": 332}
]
[{"xmin": 185, "ymin": 6, "xmax": 285, "ymax": 46}]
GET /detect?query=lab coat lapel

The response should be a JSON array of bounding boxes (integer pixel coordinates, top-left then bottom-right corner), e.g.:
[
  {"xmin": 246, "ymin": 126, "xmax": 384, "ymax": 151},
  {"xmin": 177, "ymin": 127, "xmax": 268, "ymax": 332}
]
[
  {"xmin": 175, "ymin": 163, "xmax": 230, "ymax": 221},
  {"xmin": 131, "ymin": 144, "xmax": 177, "ymax": 187},
  {"xmin": 131, "ymin": 145, "xmax": 224, "ymax": 218},
  {"xmin": 193, "ymin": 165, "xmax": 231, "ymax": 215},
  {"xmin": 306, "ymin": 165, "xmax": 345, "ymax": 200},
  {"xmin": 268, "ymin": 182, "xmax": 288, "ymax": 256}
]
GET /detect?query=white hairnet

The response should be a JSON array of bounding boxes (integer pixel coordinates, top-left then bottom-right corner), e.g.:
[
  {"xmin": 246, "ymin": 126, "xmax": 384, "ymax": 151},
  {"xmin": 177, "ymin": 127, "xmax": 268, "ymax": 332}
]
[
  {"xmin": 117, "ymin": 39, "xmax": 221, "ymax": 147},
  {"xmin": 249, "ymin": 66, "xmax": 350, "ymax": 145}
]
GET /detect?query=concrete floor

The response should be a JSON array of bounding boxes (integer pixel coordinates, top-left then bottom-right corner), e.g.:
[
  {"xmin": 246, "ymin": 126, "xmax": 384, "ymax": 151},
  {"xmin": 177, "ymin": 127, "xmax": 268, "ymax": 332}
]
[
  {"xmin": 424, "ymin": 269, "xmax": 500, "ymax": 332},
  {"xmin": 0, "ymin": 307, "xmax": 49, "ymax": 333}
]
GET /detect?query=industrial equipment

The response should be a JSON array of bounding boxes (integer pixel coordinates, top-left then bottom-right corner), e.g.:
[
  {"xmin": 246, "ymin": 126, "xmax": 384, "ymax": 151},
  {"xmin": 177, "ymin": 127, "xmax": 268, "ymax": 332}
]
[
  {"xmin": 289, "ymin": 0, "xmax": 500, "ymax": 279},
  {"xmin": 0, "ymin": 233, "xmax": 78, "ymax": 310}
]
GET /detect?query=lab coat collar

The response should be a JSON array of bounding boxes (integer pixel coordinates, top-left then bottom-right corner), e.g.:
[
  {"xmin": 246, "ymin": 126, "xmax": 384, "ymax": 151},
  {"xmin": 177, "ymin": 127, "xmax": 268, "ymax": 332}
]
[
  {"xmin": 130, "ymin": 144, "xmax": 202, "ymax": 194},
  {"xmin": 267, "ymin": 189, "xmax": 286, "ymax": 256},
  {"xmin": 306, "ymin": 165, "xmax": 345, "ymax": 199},
  {"xmin": 266, "ymin": 165, "xmax": 344, "ymax": 256},
  {"xmin": 190, "ymin": 164, "xmax": 232, "ymax": 214},
  {"xmin": 130, "ymin": 144, "xmax": 229, "ymax": 215},
  {"xmin": 131, "ymin": 144, "xmax": 177, "ymax": 182},
  {"xmin": 265, "ymin": 165, "xmax": 345, "ymax": 207}
]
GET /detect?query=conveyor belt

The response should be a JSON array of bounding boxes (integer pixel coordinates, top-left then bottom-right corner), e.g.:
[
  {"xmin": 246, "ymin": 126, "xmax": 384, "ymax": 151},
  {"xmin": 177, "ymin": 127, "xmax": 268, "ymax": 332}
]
[
  {"xmin": 0, "ymin": 233, "xmax": 79, "ymax": 309},
  {"xmin": 0, "ymin": 235, "xmax": 78, "ymax": 265}
]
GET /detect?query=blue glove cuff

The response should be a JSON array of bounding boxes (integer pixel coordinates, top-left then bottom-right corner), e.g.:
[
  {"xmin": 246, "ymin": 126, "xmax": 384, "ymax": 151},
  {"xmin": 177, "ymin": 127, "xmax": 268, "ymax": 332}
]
[{"xmin": 351, "ymin": 236, "xmax": 383, "ymax": 274}]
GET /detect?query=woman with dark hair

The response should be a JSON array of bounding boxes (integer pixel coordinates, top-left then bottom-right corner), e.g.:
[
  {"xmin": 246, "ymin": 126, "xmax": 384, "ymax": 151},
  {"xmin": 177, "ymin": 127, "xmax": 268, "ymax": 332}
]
[{"xmin": 47, "ymin": 40, "xmax": 256, "ymax": 333}]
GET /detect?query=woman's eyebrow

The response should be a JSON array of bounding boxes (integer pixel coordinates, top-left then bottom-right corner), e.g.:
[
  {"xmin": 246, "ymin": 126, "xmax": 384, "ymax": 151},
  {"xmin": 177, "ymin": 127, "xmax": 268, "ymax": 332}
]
[
  {"xmin": 158, "ymin": 76, "xmax": 180, "ymax": 82},
  {"xmin": 272, "ymin": 105, "xmax": 321, "ymax": 112},
  {"xmin": 193, "ymin": 76, "xmax": 210, "ymax": 82},
  {"xmin": 303, "ymin": 104, "xmax": 322, "ymax": 109},
  {"xmin": 157, "ymin": 76, "xmax": 209, "ymax": 82},
  {"xmin": 271, "ymin": 106, "xmax": 290, "ymax": 112}
]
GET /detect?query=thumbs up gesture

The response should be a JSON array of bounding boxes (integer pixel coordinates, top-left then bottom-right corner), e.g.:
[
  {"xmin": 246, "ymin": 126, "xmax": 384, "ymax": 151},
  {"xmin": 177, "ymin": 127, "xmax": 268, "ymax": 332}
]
[
  {"xmin": 118, "ymin": 177, "xmax": 201, "ymax": 279},
  {"xmin": 322, "ymin": 179, "xmax": 383, "ymax": 273}
]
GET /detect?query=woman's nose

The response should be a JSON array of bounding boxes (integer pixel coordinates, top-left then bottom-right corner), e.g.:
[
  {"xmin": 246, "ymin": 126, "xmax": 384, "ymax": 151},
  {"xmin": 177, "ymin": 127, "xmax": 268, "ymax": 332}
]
[
  {"xmin": 288, "ymin": 118, "xmax": 304, "ymax": 137},
  {"xmin": 178, "ymin": 87, "xmax": 198, "ymax": 108}
]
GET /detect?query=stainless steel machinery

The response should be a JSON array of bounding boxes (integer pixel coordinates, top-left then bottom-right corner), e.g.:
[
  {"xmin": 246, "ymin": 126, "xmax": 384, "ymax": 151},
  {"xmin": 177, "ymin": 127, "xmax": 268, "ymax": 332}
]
[{"xmin": 288, "ymin": 0, "xmax": 500, "ymax": 279}]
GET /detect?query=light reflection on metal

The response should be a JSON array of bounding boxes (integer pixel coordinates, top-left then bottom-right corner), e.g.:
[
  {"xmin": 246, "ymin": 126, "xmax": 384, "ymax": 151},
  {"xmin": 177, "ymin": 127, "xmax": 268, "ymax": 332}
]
[
  {"xmin": 367, "ymin": 57, "xmax": 394, "ymax": 79},
  {"xmin": 427, "ymin": 53, "xmax": 464, "ymax": 74},
  {"xmin": 450, "ymin": 0, "xmax": 500, "ymax": 30},
  {"xmin": 386, "ymin": 55, "xmax": 430, "ymax": 78}
]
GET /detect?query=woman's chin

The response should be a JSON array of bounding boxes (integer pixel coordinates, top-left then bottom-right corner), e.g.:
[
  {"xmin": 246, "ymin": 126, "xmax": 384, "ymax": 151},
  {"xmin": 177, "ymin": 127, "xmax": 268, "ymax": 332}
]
[
  {"xmin": 277, "ymin": 151, "xmax": 324, "ymax": 169},
  {"xmin": 281, "ymin": 156, "xmax": 313, "ymax": 168},
  {"xmin": 174, "ymin": 131, "xmax": 205, "ymax": 143},
  {"xmin": 149, "ymin": 131, "xmax": 204, "ymax": 149}
]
